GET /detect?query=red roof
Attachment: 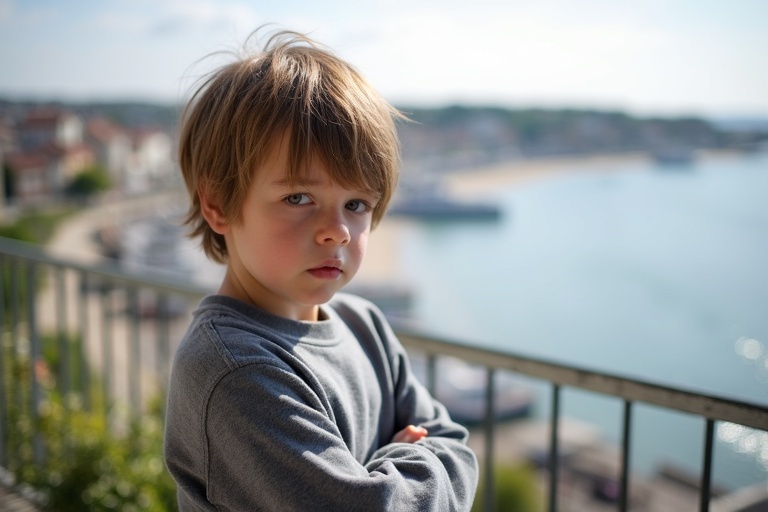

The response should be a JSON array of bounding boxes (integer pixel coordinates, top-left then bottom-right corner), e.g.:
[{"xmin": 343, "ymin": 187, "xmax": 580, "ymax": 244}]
[
  {"xmin": 22, "ymin": 108, "xmax": 75, "ymax": 129},
  {"xmin": 87, "ymin": 117, "xmax": 126, "ymax": 142},
  {"xmin": 6, "ymin": 151, "xmax": 49, "ymax": 171}
]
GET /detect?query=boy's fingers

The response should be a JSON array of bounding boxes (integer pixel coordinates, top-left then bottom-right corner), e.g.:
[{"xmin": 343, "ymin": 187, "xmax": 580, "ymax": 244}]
[{"xmin": 393, "ymin": 425, "xmax": 429, "ymax": 443}]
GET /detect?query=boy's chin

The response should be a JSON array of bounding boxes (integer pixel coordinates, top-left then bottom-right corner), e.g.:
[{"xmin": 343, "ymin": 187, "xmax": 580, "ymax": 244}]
[{"xmin": 302, "ymin": 287, "xmax": 345, "ymax": 307}]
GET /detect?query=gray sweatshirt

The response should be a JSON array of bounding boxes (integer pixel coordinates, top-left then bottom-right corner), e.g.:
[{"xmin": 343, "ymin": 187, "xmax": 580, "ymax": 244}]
[{"xmin": 164, "ymin": 293, "xmax": 478, "ymax": 511}]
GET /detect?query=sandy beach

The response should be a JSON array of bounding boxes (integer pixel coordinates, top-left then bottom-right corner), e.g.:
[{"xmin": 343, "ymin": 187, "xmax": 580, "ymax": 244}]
[{"xmin": 444, "ymin": 151, "xmax": 652, "ymax": 196}]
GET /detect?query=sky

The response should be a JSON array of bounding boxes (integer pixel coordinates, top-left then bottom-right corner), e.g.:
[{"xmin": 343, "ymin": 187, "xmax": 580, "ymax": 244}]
[{"xmin": 1, "ymin": 0, "xmax": 767, "ymax": 118}]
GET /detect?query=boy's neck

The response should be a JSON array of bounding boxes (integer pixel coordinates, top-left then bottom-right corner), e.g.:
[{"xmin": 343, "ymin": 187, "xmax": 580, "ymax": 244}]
[{"xmin": 217, "ymin": 268, "xmax": 320, "ymax": 322}]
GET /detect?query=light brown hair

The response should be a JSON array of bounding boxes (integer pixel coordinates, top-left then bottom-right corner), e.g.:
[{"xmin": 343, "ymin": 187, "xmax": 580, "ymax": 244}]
[{"xmin": 178, "ymin": 29, "xmax": 403, "ymax": 263}]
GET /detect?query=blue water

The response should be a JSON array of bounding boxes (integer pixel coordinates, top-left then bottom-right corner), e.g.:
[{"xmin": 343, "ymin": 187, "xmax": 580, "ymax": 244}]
[{"xmin": 395, "ymin": 153, "xmax": 768, "ymax": 490}]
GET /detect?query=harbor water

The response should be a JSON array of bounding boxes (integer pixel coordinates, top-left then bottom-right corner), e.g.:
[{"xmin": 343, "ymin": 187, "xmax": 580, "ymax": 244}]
[{"xmin": 394, "ymin": 152, "xmax": 768, "ymax": 490}]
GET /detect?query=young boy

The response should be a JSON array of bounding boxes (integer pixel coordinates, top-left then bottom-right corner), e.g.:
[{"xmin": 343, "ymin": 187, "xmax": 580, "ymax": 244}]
[{"xmin": 164, "ymin": 29, "xmax": 478, "ymax": 511}]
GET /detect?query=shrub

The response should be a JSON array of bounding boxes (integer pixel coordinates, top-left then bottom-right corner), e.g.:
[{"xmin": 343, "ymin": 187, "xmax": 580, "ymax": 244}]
[
  {"xmin": 472, "ymin": 463, "xmax": 542, "ymax": 512},
  {"xmin": 28, "ymin": 395, "xmax": 177, "ymax": 512},
  {"xmin": 65, "ymin": 165, "xmax": 111, "ymax": 199},
  {"xmin": 0, "ymin": 208, "xmax": 75, "ymax": 244},
  {"xmin": 2, "ymin": 333, "xmax": 177, "ymax": 511}
]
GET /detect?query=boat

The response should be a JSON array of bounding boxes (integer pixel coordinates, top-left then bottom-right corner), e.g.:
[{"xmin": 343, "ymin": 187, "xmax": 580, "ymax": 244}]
[
  {"xmin": 388, "ymin": 178, "xmax": 501, "ymax": 221},
  {"xmin": 652, "ymin": 147, "xmax": 696, "ymax": 167},
  {"xmin": 388, "ymin": 197, "xmax": 501, "ymax": 221}
]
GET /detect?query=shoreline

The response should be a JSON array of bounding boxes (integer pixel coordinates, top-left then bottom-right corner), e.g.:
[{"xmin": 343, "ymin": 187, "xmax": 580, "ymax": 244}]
[
  {"xmin": 443, "ymin": 148, "xmax": 751, "ymax": 197},
  {"xmin": 444, "ymin": 151, "xmax": 652, "ymax": 197}
]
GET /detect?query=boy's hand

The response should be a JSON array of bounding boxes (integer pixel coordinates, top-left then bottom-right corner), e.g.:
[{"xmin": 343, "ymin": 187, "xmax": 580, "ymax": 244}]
[{"xmin": 391, "ymin": 425, "xmax": 428, "ymax": 444}]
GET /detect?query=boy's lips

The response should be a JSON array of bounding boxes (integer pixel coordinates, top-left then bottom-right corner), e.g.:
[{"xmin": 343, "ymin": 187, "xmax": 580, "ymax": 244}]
[{"xmin": 307, "ymin": 261, "xmax": 343, "ymax": 279}]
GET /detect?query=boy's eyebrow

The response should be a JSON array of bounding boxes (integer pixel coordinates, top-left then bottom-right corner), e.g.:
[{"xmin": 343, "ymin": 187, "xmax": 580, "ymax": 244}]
[
  {"xmin": 270, "ymin": 178, "xmax": 381, "ymax": 198},
  {"xmin": 270, "ymin": 178, "xmax": 324, "ymax": 187}
]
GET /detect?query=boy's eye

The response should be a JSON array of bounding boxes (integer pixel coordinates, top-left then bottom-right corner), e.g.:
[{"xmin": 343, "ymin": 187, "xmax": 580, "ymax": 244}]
[
  {"xmin": 285, "ymin": 194, "xmax": 311, "ymax": 205},
  {"xmin": 345, "ymin": 200, "xmax": 370, "ymax": 213}
]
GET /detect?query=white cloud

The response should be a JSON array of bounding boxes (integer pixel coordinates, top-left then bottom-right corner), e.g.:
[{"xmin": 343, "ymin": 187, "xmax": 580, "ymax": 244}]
[
  {"xmin": 148, "ymin": 0, "xmax": 261, "ymax": 37},
  {"xmin": 330, "ymin": 6, "xmax": 669, "ymax": 109},
  {"xmin": 1, "ymin": 0, "xmax": 766, "ymax": 115}
]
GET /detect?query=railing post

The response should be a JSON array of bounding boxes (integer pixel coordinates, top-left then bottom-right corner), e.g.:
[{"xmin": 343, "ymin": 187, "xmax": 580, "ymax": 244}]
[
  {"xmin": 483, "ymin": 367, "xmax": 495, "ymax": 512},
  {"xmin": 0, "ymin": 254, "xmax": 7, "ymax": 468},
  {"xmin": 700, "ymin": 419, "xmax": 715, "ymax": 512},
  {"xmin": 426, "ymin": 354, "xmax": 437, "ymax": 397},
  {"xmin": 26, "ymin": 262, "xmax": 44, "ymax": 466},
  {"xmin": 620, "ymin": 400, "xmax": 633, "ymax": 512},
  {"xmin": 101, "ymin": 281, "xmax": 113, "ymax": 415},
  {"xmin": 55, "ymin": 266, "xmax": 71, "ymax": 396},
  {"xmin": 157, "ymin": 292, "xmax": 171, "ymax": 395},
  {"xmin": 10, "ymin": 257, "xmax": 20, "ymax": 413},
  {"xmin": 9, "ymin": 257, "xmax": 22, "ymax": 466},
  {"xmin": 128, "ymin": 286, "xmax": 141, "ymax": 416},
  {"xmin": 77, "ymin": 269, "xmax": 91, "ymax": 411},
  {"xmin": 549, "ymin": 384, "xmax": 561, "ymax": 512}
]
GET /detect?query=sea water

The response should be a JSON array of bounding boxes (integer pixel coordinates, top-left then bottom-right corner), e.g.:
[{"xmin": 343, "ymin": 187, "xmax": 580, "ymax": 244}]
[{"xmin": 395, "ymin": 152, "xmax": 768, "ymax": 490}]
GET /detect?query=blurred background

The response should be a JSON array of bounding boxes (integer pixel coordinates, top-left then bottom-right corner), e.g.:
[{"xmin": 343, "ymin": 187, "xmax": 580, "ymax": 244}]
[{"xmin": 1, "ymin": 0, "xmax": 767, "ymax": 509}]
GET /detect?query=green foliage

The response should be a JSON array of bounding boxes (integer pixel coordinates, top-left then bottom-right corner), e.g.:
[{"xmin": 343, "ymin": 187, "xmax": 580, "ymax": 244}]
[
  {"xmin": 3, "ymin": 332, "xmax": 178, "ymax": 511},
  {"xmin": 1, "ymin": 253, "xmax": 34, "ymax": 325},
  {"xmin": 0, "ymin": 222, "xmax": 35, "ymax": 243},
  {"xmin": 39, "ymin": 332, "xmax": 89, "ymax": 401},
  {"xmin": 28, "ymin": 396, "xmax": 176, "ymax": 511},
  {"xmin": 0, "ymin": 208, "xmax": 74, "ymax": 245},
  {"xmin": 472, "ymin": 463, "xmax": 542, "ymax": 512},
  {"xmin": 66, "ymin": 165, "xmax": 111, "ymax": 199}
]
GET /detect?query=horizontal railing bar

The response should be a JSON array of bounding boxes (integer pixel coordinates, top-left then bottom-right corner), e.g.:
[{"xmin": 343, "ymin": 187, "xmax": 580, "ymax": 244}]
[
  {"xmin": 0, "ymin": 237, "xmax": 211, "ymax": 298},
  {"xmin": 396, "ymin": 330, "xmax": 768, "ymax": 432}
]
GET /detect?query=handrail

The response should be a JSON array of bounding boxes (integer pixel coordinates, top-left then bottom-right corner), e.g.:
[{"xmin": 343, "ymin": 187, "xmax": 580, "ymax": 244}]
[
  {"xmin": 0, "ymin": 236, "xmax": 210, "ymax": 298},
  {"xmin": 395, "ymin": 329, "xmax": 768, "ymax": 431},
  {"xmin": 396, "ymin": 329, "xmax": 768, "ymax": 512}
]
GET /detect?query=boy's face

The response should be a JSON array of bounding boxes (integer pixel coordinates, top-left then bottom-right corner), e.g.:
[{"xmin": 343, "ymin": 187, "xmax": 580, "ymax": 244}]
[{"xmin": 205, "ymin": 134, "xmax": 378, "ymax": 321}]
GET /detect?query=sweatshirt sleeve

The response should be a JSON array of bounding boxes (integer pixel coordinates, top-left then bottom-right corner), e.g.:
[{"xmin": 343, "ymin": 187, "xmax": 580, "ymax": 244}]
[
  {"xmin": 365, "ymin": 306, "xmax": 479, "ymax": 507},
  {"xmin": 202, "ymin": 357, "xmax": 477, "ymax": 512}
]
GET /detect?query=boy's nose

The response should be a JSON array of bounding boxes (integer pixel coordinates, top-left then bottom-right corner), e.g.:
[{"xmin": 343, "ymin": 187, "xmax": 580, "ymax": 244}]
[{"xmin": 316, "ymin": 214, "xmax": 351, "ymax": 246}]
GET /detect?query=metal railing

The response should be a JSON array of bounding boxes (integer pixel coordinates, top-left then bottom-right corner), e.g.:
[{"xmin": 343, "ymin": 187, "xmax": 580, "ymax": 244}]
[{"xmin": 1, "ymin": 235, "xmax": 767, "ymax": 511}]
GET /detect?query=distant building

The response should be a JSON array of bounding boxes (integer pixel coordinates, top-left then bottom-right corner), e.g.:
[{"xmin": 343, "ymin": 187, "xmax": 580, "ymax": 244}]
[
  {"xmin": 125, "ymin": 127, "xmax": 174, "ymax": 194},
  {"xmin": 4, "ymin": 152, "xmax": 56, "ymax": 204},
  {"xmin": 0, "ymin": 103, "xmax": 180, "ymax": 206},
  {"xmin": 19, "ymin": 108, "xmax": 83, "ymax": 151},
  {"xmin": 86, "ymin": 117, "xmax": 132, "ymax": 187},
  {"xmin": 5, "ymin": 109, "xmax": 94, "ymax": 206}
]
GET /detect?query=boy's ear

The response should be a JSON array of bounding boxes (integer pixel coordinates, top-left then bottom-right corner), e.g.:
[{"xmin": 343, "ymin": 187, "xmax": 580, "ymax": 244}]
[{"xmin": 199, "ymin": 188, "xmax": 230, "ymax": 235}]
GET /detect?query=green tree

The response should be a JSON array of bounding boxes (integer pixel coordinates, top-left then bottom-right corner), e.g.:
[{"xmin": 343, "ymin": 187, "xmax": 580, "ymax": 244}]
[{"xmin": 66, "ymin": 165, "xmax": 111, "ymax": 199}]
